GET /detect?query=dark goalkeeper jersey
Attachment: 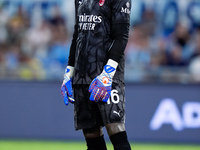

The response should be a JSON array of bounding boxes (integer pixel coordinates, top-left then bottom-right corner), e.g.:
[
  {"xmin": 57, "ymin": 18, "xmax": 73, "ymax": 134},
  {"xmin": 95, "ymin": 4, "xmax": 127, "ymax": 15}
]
[{"xmin": 68, "ymin": 0, "xmax": 131, "ymax": 84}]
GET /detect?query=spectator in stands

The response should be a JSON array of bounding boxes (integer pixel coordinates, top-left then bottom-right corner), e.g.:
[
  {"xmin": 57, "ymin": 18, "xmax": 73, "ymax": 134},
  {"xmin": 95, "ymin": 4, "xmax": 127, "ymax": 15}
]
[
  {"xmin": 22, "ymin": 20, "xmax": 52, "ymax": 59},
  {"xmin": 49, "ymin": 24, "xmax": 70, "ymax": 66},
  {"xmin": 190, "ymin": 28, "xmax": 200, "ymax": 60},
  {"xmin": 49, "ymin": 5, "xmax": 65, "ymax": 27},
  {"xmin": 0, "ymin": 4, "xmax": 9, "ymax": 26},
  {"xmin": 6, "ymin": 6, "xmax": 29, "ymax": 45},
  {"xmin": 161, "ymin": 22, "xmax": 191, "ymax": 66},
  {"xmin": 0, "ymin": 5, "xmax": 9, "ymax": 44},
  {"xmin": 47, "ymin": 23, "xmax": 71, "ymax": 79},
  {"xmin": 188, "ymin": 27, "xmax": 200, "ymax": 82},
  {"xmin": 125, "ymin": 25, "xmax": 152, "ymax": 81}
]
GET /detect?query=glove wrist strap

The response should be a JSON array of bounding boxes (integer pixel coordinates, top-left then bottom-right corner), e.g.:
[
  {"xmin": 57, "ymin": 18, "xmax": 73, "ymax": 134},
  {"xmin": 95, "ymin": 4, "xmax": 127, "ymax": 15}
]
[
  {"xmin": 65, "ymin": 66, "xmax": 74, "ymax": 78},
  {"xmin": 103, "ymin": 59, "xmax": 118, "ymax": 77}
]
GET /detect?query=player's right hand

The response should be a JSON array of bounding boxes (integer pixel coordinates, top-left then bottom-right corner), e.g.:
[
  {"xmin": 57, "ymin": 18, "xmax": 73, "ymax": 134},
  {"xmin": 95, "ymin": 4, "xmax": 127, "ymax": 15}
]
[{"xmin": 61, "ymin": 66, "xmax": 75, "ymax": 105}]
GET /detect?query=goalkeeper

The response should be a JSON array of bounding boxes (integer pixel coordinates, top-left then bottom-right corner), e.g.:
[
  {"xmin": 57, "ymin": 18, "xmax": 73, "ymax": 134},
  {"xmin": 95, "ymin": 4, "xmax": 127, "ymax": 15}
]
[{"xmin": 61, "ymin": 0, "xmax": 131, "ymax": 149}]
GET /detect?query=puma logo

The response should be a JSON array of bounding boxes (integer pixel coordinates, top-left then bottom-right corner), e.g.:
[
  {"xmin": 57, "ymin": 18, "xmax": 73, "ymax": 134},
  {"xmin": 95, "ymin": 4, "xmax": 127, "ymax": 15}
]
[{"xmin": 113, "ymin": 110, "xmax": 121, "ymax": 117}]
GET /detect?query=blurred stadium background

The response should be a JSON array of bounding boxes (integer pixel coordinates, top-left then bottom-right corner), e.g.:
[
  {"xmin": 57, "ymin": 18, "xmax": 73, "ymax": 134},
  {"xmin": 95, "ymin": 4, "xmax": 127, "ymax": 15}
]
[{"xmin": 0, "ymin": 0, "xmax": 200, "ymax": 149}]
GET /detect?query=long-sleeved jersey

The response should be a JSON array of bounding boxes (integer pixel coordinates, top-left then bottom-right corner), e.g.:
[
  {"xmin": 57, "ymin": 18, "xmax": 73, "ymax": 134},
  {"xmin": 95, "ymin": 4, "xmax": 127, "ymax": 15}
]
[{"xmin": 68, "ymin": 0, "xmax": 131, "ymax": 84}]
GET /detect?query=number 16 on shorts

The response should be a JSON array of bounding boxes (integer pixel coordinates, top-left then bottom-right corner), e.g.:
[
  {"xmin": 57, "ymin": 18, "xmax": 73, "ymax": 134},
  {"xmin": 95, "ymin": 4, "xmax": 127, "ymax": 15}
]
[{"xmin": 107, "ymin": 89, "xmax": 120, "ymax": 104}]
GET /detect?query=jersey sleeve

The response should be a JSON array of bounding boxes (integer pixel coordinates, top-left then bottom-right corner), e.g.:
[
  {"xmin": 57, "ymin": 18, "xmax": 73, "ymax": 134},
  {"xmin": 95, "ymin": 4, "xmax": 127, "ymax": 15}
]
[
  {"xmin": 68, "ymin": 0, "xmax": 79, "ymax": 67},
  {"xmin": 108, "ymin": 0, "xmax": 131, "ymax": 63}
]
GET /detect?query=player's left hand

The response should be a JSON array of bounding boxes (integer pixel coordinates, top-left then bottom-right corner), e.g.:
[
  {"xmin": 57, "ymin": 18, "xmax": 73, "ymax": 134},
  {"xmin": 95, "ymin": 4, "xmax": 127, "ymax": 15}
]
[{"xmin": 89, "ymin": 59, "xmax": 118, "ymax": 102}]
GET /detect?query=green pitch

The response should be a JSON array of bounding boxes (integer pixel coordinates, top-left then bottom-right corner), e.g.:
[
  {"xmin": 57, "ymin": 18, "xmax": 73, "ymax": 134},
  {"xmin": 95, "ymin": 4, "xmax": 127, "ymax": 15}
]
[{"xmin": 0, "ymin": 140, "xmax": 200, "ymax": 150}]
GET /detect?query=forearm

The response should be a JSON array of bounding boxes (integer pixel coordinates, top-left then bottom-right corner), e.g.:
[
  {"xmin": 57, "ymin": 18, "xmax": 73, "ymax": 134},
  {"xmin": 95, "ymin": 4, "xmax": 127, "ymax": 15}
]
[
  {"xmin": 68, "ymin": 24, "xmax": 78, "ymax": 67},
  {"xmin": 109, "ymin": 23, "xmax": 130, "ymax": 63},
  {"xmin": 68, "ymin": 0, "xmax": 79, "ymax": 67}
]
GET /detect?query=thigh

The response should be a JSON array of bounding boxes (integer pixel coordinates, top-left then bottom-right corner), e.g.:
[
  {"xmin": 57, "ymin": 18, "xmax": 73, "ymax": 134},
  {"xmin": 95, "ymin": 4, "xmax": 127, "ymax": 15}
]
[
  {"xmin": 73, "ymin": 85, "xmax": 104, "ymax": 130},
  {"xmin": 98, "ymin": 80, "xmax": 126, "ymax": 125}
]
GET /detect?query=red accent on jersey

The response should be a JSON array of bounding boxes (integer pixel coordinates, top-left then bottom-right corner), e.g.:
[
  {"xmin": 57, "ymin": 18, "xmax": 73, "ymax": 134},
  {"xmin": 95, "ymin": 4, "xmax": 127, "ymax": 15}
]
[{"xmin": 99, "ymin": 0, "xmax": 105, "ymax": 6}]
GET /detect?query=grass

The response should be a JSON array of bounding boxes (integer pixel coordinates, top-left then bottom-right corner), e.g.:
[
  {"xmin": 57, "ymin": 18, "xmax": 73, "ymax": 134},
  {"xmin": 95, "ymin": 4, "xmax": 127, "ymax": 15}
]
[{"xmin": 0, "ymin": 140, "xmax": 200, "ymax": 150}]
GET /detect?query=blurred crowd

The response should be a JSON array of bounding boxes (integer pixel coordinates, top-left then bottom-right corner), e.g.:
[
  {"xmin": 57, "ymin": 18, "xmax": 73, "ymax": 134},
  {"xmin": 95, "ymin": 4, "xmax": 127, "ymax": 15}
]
[
  {"xmin": 126, "ymin": 0, "xmax": 200, "ymax": 83},
  {"xmin": 0, "ymin": 2, "xmax": 72, "ymax": 80},
  {"xmin": 0, "ymin": 0, "xmax": 200, "ymax": 83}
]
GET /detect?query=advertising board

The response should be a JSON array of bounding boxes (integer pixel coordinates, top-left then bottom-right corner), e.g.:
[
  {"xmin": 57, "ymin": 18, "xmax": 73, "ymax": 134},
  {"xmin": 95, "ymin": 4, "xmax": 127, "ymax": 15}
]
[{"xmin": 0, "ymin": 82, "xmax": 199, "ymax": 143}]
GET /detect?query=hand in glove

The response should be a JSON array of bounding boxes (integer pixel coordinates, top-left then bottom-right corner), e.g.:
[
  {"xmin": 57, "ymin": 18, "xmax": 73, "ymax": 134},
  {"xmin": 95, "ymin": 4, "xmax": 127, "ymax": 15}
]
[
  {"xmin": 61, "ymin": 66, "xmax": 75, "ymax": 105},
  {"xmin": 89, "ymin": 59, "xmax": 118, "ymax": 102}
]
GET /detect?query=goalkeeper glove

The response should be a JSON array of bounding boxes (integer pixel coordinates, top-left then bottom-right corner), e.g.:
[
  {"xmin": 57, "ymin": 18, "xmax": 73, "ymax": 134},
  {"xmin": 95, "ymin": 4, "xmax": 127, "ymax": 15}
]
[
  {"xmin": 89, "ymin": 59, "xmax": 118, "ymax": 102},
  {"xmin": 61, "ymin": 66, "xmax": 75, "ymax": 105}
]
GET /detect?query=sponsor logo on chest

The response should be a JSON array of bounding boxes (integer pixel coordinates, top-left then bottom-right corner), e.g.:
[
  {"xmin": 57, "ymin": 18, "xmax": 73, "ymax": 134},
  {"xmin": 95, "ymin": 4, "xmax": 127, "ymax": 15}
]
[{"xmin": 78, "ymin": 13, "xmax": 102, "ymax": 31}]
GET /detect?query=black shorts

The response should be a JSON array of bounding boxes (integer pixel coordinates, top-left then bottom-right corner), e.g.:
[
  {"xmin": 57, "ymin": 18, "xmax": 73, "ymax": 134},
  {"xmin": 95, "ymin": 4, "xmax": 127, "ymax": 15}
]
[{"xmin": 73, "ymin": 80, "xmax": 126, "ymax": 130}]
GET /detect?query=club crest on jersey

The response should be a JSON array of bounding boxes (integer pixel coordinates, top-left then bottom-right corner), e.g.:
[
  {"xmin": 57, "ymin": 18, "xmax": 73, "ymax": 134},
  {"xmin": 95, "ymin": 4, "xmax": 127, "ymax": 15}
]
[{"xmin": 99, "ymin": 0, "xmax": 105, "ymax": 7}]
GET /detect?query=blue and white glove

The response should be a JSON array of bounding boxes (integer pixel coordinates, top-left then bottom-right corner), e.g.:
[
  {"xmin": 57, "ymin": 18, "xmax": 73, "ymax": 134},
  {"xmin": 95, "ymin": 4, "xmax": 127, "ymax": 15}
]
[
  {"xmin": 61, "ymin": 66, "xmax": 75, "ymax": 105},
  {"xmin": 89, "ymin": 59, "xmax": 118, "ymax": 102}
]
